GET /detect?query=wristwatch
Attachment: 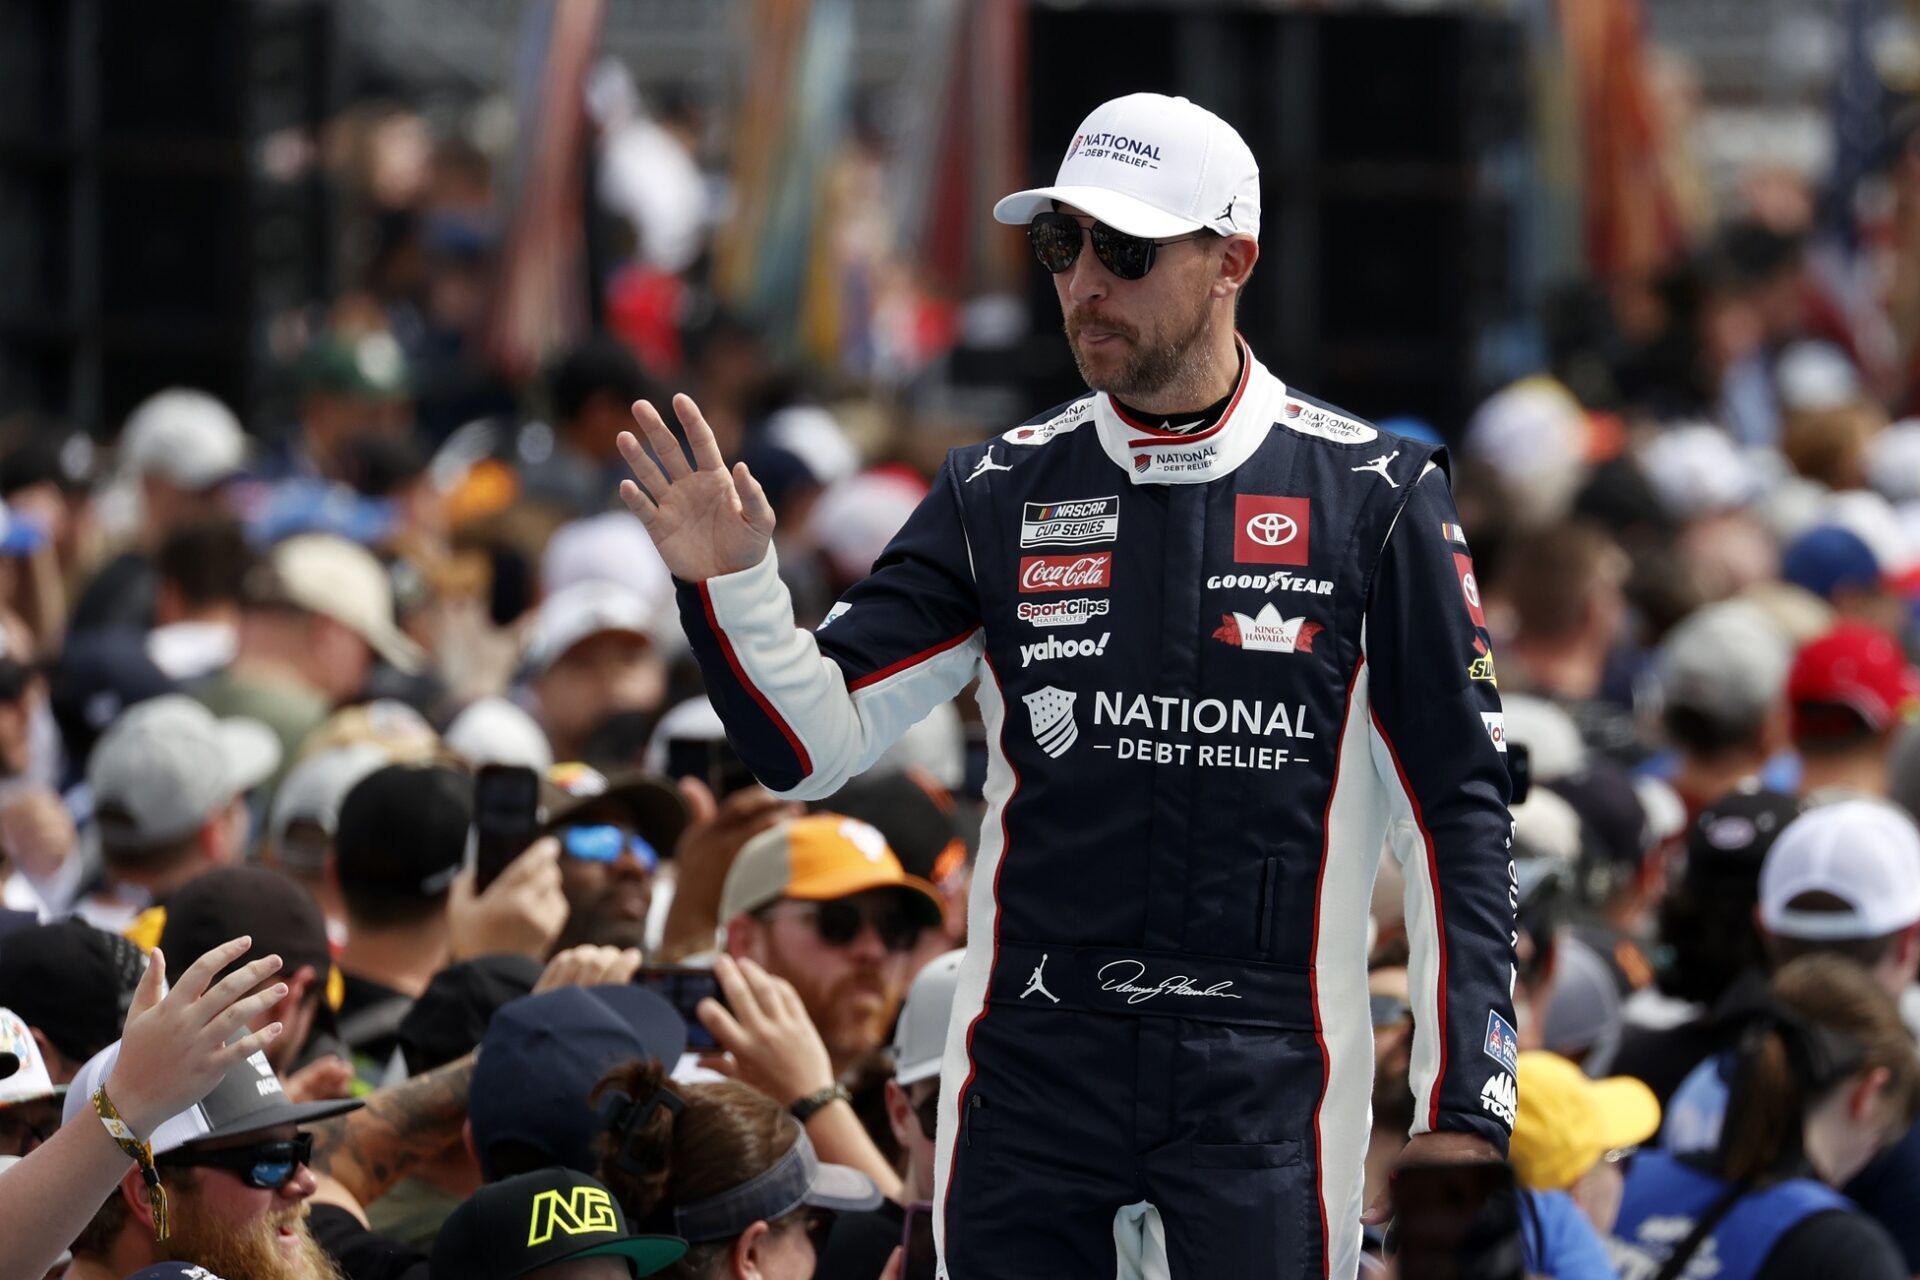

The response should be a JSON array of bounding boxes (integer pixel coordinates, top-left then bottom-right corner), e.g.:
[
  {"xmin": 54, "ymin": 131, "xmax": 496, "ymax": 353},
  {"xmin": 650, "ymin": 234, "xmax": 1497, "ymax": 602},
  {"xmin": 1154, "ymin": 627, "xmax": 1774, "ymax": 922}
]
[{"xmin": 790, "ymin": 1083, "xmax": 851, "ymax": 1124}]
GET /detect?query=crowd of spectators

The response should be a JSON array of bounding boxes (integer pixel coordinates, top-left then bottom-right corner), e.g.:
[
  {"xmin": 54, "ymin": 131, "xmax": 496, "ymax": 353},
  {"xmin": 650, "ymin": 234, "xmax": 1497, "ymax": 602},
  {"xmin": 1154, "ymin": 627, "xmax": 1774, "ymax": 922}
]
[{"xmin": 20, "ymin": 32, "xmax": 1920, "ymax": 1280}]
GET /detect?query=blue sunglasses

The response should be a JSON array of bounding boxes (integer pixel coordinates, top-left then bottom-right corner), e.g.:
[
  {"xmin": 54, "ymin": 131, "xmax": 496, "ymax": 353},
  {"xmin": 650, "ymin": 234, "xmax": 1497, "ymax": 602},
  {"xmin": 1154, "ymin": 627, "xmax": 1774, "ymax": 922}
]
[
  {"xmin": 161, "ymin": 1133, "xmax": 313, "ymax": 1190},
  {"xmin": 560, "ymin": 824, "xmax": 659, "ymax": 872}
]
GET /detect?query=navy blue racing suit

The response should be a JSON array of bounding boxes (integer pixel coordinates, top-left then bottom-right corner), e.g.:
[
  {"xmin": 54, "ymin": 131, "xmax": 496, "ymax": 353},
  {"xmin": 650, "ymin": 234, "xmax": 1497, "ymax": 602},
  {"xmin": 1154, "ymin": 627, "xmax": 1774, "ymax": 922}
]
[{"xmin": 676, "ymin": 340, "xmax": 1516, "ymax": 1278}]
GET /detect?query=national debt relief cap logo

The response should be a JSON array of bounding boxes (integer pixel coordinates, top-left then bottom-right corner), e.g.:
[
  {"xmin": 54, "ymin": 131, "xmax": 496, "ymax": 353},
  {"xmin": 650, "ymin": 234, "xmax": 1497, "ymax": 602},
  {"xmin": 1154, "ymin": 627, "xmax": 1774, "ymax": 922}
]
[
  {"xmin": 1023, "ymin": 686, "xmax": 1078, "ymax": 758},
  {"xmin": 528, "ymin": 1185, "xmax": 620, "ymax": 1246}
]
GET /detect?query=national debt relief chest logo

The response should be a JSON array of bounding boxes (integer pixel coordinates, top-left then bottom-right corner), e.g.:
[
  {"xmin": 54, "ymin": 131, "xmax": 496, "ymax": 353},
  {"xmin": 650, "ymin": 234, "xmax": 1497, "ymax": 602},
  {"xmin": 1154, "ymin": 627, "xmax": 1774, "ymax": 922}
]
[
  {"xmin": 1023, "ymin": 686, "xmax": 1079, "ymax": 758},
  {"xmin": 528, "ymin": 1185, "xmax": 619, "ymax": 1245}
]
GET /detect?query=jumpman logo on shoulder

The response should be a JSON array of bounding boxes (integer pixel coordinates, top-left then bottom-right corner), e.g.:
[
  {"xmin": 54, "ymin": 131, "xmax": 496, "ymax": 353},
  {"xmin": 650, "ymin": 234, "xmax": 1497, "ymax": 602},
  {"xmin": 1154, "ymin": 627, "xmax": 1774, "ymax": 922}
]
[
  {"xmin": 1022, "ymin": 954, "xmax": 1059, "ymax": 1003},
  {"xmin": 1350, "ymin": 450, "xmax": 1401, "ymax": 487},
  {"xmin": 966, "ymin": 448, "xmax": 1014, "ymax": 484}
]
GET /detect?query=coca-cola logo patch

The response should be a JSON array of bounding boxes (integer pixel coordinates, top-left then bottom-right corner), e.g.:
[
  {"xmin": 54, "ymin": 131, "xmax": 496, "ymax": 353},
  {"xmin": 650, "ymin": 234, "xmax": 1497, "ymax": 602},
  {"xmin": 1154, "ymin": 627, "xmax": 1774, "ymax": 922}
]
[{"xmin": 1019, "ymin": 553, "xmax": 1113, "ymax": 594}]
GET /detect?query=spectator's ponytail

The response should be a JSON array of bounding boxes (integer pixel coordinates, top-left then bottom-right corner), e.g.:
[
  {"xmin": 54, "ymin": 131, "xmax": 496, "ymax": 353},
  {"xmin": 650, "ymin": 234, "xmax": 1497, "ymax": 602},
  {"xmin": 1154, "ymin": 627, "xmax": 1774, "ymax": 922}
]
[
  {"xmin": 592, "ymin": 1058, "xmax": 804, "ymax": 1279},
  {"xmin": 1719, "ymin": 953, "xmax": 1920, "ymax": 1184}
]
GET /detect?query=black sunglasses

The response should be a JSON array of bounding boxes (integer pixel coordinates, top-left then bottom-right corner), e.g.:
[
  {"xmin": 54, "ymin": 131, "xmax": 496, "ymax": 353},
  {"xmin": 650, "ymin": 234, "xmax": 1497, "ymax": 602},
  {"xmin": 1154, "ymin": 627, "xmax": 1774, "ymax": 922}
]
[
  {"xmin": 1027, "ymin": 210, "xmax": 1208, "ymax": 282},
  {"xmin": 160, "ymin": 1132, "xmax": 313, "ymax": 1190},
  {"xmin": 765, "ymin": 898, "xmax": 923, "ymax": 954}
]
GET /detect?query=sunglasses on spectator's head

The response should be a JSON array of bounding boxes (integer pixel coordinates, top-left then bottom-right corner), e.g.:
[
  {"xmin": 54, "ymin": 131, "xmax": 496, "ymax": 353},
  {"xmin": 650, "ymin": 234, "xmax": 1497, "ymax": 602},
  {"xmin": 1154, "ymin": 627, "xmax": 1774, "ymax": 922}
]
[
  {"xmin": 1027, "ymin": 210, "xmax": 1209, "ymax": 282},
  {"xmin": 161, "ymin": 1133, "xmax": 313, "ymax": 1190},
  {"xmin": 762, "ymin": 897, "xmax": 923, "ymax": 954},
  {"xmin": 560, "ymin": 824, "xmax": 658, "ymax": 872}
]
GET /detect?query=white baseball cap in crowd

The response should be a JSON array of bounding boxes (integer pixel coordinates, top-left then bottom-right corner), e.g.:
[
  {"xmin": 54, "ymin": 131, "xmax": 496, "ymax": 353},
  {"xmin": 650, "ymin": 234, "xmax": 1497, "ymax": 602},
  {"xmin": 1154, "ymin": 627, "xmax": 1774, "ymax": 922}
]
[
  {"xmin": 119, "ymin": 388, "xmax": 249, "ymax": 490},
  {"xmin": 540, "ymin": 512, "xmax": 673, "ymax": 611},
  {"xmin": 1760, "ymin": 799, "xmax": 1920, "ymax": 940},
  {"xmin": 891, "ymin": 950, "xmax": 965, "ymax": 1087},
  {"xmin": 993, "ymin": 93, "xmax": 1261, "ymax": 241},
  {"xmin": 0, "ymin": 1008, "xmax": 58, "ymax": 1105},
  {"xmin": 268, "ymin": 743, "xmax": 390, "ymax": 871},
  {"xmin": 445, "ymin": 696, "xmax": 555, "ymax": 772},
  {"xmin": 269, "ymin": 534, "xmax": 424, "ymax": 674},
  {"xmin": 521, "ymin": 580, "xmax": 656, "ymax": 678},
  {"xmin": 88, "ymin": 695, "xmax": 281, "ymax": 851}
]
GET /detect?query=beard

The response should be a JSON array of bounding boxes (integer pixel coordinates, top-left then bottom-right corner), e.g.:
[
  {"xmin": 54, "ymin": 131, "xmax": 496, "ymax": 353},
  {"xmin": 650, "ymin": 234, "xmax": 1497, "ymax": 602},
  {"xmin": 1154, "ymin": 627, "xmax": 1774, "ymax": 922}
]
[
  {"xmin": 166, "ymin": 1198, "xmax": 343, "ymax": 1280},
  {"xmin": 1065, "ymin": 288, "xmax": 1215, "ymax": 404}
]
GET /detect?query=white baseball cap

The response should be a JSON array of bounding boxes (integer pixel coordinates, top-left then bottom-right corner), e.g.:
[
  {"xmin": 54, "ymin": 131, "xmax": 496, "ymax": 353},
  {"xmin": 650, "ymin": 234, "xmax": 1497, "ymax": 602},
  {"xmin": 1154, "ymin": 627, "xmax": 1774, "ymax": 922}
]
[
  {"xmin": 1760, "ymin": 799, "xmax": 1920, "ymax": 940},
  {"xmin": 444, "ymin": 696, "xmax": 554, "ymax": 772},
  {"xmin": 993, "ymin": 93, "xmax": 1260, "ymax": 241},
  {"xmin": 521, "ymin": 580, "xmax": 656, "ymax": 678},
  {"xmin": 269, "ymin": 534, "xmax": 424, "ymax": 674},
  {"xmin": 119, "ymin": 388, "xmax": 249, "ymax": 490},
  {"xmin": 891, "ymin": 950, "xmax": 965, "ymax": 1086},
  {"xmin": 0, "ymin": 1009, "xmax": 58, "ymax": 1105}
]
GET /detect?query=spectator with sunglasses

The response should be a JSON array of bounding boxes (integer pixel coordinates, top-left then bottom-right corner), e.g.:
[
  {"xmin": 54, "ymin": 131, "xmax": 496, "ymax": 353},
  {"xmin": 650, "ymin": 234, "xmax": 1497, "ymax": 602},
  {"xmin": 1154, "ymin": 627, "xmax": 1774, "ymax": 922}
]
[
  {"xmin": 716, "ymin": 815, "xmax": 941, "ymax": 1080},
  {"xmin": 541, "ymin": 762, "xmax": 689, "ymax": 955},
  {"xmin": 819, "ymin": 950, "xmax": 964, "ymax": 1278},
  {"xmin": 58, "ymin": 969, "xmax": 360, "ymax": 1280}
]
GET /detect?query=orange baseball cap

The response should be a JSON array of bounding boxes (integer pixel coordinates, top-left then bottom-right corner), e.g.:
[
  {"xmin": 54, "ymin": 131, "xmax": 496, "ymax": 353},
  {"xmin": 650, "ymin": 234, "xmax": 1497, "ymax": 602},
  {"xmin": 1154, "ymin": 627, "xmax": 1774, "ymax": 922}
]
[{"xmin": 719, "ymin": 814, "xmax": 943, "ymax": 927}]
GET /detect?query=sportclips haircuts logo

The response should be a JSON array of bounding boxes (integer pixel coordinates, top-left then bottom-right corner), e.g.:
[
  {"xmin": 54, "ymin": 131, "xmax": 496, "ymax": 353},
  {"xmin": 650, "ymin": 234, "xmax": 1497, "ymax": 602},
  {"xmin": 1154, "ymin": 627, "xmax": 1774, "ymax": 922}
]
[{"xmin": 1070, "ymin": 131, "xmax": 1163, "ymax": 170}]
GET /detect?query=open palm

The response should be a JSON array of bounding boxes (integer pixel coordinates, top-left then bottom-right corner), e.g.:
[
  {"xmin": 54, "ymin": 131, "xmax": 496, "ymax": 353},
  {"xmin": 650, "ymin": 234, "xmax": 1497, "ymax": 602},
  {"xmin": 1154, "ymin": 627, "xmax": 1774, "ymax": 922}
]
[{"xmin": 618, "ymin": 393, "xmax": 776, "ymax": 581}]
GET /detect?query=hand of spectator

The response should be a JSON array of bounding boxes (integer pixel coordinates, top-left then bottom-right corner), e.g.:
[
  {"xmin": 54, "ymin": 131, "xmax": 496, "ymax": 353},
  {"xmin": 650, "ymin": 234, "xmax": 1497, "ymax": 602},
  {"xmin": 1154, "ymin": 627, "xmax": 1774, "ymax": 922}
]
[
  {"xmin": 104, "ymin": 939, "xmax": 286, "ymax": 1138},
  {"xmin": 696, "ymin": 955, "xmax": 834, "ymax": 1107},
  {"xmin": 285, "ymin": 1054, "xmax": 356, "ymax": 1103},
  {"xmin": 658, "ymin": 781, "xmax": 797, "ymax": 961},
  {"xmin": 0, "ymin": 785, "xmax": 77, "ymax": 881},
  {"xmin": 535, "ymin": 944, "xmax": 644, "ymax": 992},
  {"xmin": 1360, "ymin": 1130, "xmax": 1505, "ymax": 1226},
  {"xmin": 880, "ymin": 1246, "xmax": 903, "ymax": 1280},
  {"xmin": 618, "ymin": 394, "xmax": 775, "ymax": 581},
  {"xmin": 447, "ymin": 837, "xmax": 568, "ymax": 962}
]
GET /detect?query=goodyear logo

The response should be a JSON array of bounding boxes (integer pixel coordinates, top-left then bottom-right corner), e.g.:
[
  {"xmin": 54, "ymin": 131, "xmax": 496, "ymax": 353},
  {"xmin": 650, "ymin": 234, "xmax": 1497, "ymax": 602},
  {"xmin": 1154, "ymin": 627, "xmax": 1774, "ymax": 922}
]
[{"xmin": 528, "ymin": 1186, "xmax": 619, "ymax": 1245}]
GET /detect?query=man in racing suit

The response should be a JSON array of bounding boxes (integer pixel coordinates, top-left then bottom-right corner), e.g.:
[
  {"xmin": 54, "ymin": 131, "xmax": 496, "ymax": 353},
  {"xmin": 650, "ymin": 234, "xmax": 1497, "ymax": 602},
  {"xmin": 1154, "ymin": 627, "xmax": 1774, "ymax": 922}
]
[{"xmin": 616, "ymin": 92, "xmax": 1515, "ymax": 1279}]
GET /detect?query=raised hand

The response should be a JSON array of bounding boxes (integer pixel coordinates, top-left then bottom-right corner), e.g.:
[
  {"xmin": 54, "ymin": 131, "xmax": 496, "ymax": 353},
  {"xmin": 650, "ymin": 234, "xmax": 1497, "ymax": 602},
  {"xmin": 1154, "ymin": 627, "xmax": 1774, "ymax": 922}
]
[
  {"xmin": 105, "ymin": 939, "xmax": 287, "ymax": 1138},
  {"xmin": 618, "ymin": 393, "xmax": 775, "ymax": 582}
]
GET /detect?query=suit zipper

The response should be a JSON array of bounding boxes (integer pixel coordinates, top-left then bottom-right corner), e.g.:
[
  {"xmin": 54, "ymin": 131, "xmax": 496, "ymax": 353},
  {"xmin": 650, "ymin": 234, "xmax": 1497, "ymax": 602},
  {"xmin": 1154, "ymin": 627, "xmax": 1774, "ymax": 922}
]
[{"xmin": 1256, "ymin": 857, "xmax": 1278, "ymax": 954}]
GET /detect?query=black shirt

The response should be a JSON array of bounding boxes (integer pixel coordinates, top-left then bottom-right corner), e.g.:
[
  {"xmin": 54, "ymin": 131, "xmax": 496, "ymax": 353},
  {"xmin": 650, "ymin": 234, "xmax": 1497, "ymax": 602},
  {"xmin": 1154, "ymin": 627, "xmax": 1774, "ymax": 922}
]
[
  {"xmin": 337, "ymin": 971, "xmax": 416, "ymax": 1080},
  {"xmin": 1755, "ymin": 1207, "xmax": 1907, "ymax": 1280},
  {"xmin": 817, "ymin": 1199, "xmax": 907, "ymax": 1280},
  {"xmin": 310, "ymin": 1203, "xmax": 430, "ymax": 1280}
]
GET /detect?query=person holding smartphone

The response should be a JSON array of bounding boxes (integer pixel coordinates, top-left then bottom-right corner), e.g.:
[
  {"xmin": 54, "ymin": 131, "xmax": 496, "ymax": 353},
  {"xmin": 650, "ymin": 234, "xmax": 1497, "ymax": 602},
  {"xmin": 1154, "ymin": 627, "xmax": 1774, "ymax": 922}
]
[{"xmin": 619, "ymin": 91, "xmax": 1516, "ymax": 1277}]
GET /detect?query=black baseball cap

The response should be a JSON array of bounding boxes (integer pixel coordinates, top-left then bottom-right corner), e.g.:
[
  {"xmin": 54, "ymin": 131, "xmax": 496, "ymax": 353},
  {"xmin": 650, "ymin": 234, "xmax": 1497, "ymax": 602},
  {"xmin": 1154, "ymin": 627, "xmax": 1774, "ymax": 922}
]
[
  {"xmin": 0, "ymin": 921, "xmax": 146, "ymax": 1064},
  {"xmin": 431, "ymin": 1168, "xmax": 685, "ymax": 1280},
  {"xmin": 1685, "ymin": 789, "xmax": 1803, "ymax": 890},
  {"xmin": 470, "ymin": 986, "xmax": 688, "ymax": 1178},
  {"xmin": 63, "ymin": 1041, "xmax": 360, "ymax": 1155},
  {"xmin": 335, "ymin": 763, "xmax": 471, "ymax": 898},
  {"xmin": 543, "ymin": 763, "xmax": 689, "ymax": 856},
  {"xmin": 158, "ymin": 867, "xmax": 332, "ymax": 991},
  {"xmin": 397, "ymin": 954, "xmax": 544, "ymax": 1075}
]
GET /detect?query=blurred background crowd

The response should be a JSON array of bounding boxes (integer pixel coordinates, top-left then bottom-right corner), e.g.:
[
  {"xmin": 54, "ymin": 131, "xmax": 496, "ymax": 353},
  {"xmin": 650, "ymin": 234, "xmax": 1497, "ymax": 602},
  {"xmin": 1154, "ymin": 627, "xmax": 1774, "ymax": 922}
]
[{"xmin": 14, "ymin": 0, "xmax": 1920, "ymax": 1277}]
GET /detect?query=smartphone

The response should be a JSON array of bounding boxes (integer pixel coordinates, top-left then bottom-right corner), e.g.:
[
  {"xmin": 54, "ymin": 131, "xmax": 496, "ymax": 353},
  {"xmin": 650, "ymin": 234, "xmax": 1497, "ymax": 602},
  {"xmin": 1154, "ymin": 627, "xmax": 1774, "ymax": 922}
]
[
  {"xmin": 900, "ymin": 1201, "xmax": 937, "ymax": 1280},
  {"xmin": 1388, "ymin": 1160, "xmax": 1523, "ymax": 1280},
  {"xmin": 633, "ymin": 965, "xmax": 725, "ymax": 1052},
  {"xmin": 470, "ymin": 764, "xmax": 542, "ymax": 893},
  {"xmin": 663, "ymin": 736, "xmax": 759, "ymax": 800}
]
